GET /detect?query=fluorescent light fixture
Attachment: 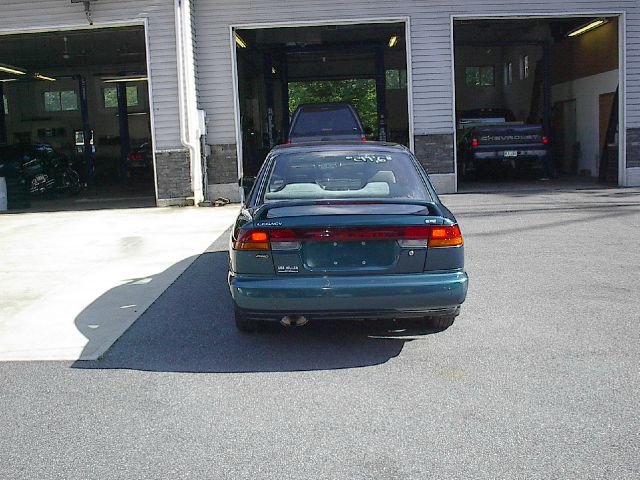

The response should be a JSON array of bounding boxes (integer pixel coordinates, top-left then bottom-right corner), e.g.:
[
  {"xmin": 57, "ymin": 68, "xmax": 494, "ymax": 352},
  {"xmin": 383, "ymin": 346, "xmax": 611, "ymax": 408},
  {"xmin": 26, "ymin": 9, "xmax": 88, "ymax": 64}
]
[
  {"xmin": 34, "ymin": 73, "xmax": 56, "ymax": 82},
  {"xmin": 388, "ymin": 36, "xmax": 399, "ymax": 48},
  {"xmin": 568, "ymin": 19, "xmax": 606, "ymax": 37},
  {"xmin": 0, "ymin": 78, "xmax": 18, "ymax": 83},
  {"xmin": 103, "ymin": 76, "xmax": 148, "ymax": 83},
  {"xmin": 0, "ymin": 65, "xmax": 26, "ymax": 76},
  {"xmin": 235, "ymin": 33, "xmax": 248, "ymax": 49}
]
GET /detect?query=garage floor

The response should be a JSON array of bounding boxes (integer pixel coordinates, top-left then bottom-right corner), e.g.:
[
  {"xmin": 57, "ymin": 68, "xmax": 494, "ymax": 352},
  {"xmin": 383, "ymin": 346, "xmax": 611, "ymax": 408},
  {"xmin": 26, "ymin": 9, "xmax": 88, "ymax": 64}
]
[
  {"xmin": 457, "ymin": 174, "xmax": 602, "ymax": 194},
  {"xmin": 20, "ymin": 183, "xmax": 157, "ymax": 213},
  {"xmin": 0, "ymin": 204, "xmax": 239, "ymax": 361}
]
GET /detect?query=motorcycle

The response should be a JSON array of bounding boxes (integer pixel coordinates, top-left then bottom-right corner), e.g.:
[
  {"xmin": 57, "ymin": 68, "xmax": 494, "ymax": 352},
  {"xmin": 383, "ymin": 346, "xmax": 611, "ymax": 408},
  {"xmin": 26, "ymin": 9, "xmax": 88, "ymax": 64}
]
[{"xmin": 25, "ymin": 155, "xmax": 83, "ymax": 196}]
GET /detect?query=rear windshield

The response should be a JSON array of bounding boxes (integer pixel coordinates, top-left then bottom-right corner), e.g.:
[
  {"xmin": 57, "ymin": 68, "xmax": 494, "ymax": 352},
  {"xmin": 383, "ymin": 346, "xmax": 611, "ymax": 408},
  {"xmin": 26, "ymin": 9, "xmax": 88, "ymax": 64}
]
[
  {"xmin": 261, "ymin": 150, "xmax": 431, "ymax": 203},
  {"xmin": 291, "ymin": 107, "xmax": 360, "ymax": 136}
]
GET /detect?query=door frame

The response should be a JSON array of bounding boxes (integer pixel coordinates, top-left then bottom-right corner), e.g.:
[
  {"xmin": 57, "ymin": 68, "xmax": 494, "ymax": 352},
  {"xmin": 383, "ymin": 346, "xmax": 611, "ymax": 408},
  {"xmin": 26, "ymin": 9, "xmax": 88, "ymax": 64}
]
[
  {"xmin": 451, "ymin": 11, "xmax": 626, "ymax": 187},
  {"xmin": 0, "ymin": 19, "xmax": 160, "ymax": 201},
  {"xmin": 229, "ymin": 17, "xmax": 415, "ymax": 192}
]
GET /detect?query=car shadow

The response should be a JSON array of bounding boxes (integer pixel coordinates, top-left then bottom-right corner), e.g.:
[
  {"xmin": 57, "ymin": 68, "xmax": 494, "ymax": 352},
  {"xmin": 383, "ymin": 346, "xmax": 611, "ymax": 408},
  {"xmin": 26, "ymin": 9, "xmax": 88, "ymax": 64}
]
[{"xmin": 72, "ymin": 239, "xmax": 441, "ymax": 373}]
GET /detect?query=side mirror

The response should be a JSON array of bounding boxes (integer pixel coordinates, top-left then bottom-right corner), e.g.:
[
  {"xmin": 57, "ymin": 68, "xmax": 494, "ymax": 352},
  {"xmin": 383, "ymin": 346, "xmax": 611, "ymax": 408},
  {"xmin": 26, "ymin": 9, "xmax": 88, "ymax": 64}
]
[{"xmin": 239, "ymin": 176, "xmax": 255, "ymax": 198}]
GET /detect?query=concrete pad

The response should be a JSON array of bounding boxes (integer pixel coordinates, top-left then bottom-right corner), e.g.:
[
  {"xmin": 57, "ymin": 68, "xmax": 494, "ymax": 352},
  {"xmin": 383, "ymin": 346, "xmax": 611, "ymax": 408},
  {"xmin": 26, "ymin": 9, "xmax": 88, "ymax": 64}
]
[{"xmin": 0, "ymin": 205, "xmax": 239, "ymax": 361}]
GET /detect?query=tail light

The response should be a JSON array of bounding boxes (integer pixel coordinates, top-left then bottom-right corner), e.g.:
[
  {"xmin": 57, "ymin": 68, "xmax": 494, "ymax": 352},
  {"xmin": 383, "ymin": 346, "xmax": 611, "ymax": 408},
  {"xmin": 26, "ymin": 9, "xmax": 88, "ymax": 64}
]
[
  {"xmin": 471, "ymin": 129, "xmax": 479, "ymax": 148},
  {"xmin": 361, "ymin": 136, "xmax": 367, "ymax": 142},
  {"xmin": 542, "ymin": 136, "xmax": 549, "ymax": 145},
  {"xmin": 128, "ymin": 153, "xmax": 143, "ymax": 161},
  {"xmin": 233, "ymin": 225, "xmax": 463, "ymax": 251},
  {"xmin": 233, "ymin": 230, "xmax": 270, "ymax": 250},
  {"xmin": 427, "ymin": 225, "xmax": 464, "ymax": 248}
]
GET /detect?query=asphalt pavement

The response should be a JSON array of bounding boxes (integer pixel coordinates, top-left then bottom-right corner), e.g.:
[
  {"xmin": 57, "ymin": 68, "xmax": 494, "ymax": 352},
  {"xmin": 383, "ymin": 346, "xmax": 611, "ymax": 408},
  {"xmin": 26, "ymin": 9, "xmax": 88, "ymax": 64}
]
[{"xmin": 1, "ymin": 187, "xmax": 639, "ymax": 479}]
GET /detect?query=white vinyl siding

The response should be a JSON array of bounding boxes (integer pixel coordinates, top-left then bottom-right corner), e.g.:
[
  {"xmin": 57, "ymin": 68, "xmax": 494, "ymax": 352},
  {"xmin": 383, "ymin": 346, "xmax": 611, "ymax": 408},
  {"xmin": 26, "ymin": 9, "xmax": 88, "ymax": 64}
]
[
  {"xmin": 0, "ymin": 0, "xmax": 180, "ymax": 150},
  {"xmin": 194, "ymin": 0, "xmax": 639, "ymax": 144}
]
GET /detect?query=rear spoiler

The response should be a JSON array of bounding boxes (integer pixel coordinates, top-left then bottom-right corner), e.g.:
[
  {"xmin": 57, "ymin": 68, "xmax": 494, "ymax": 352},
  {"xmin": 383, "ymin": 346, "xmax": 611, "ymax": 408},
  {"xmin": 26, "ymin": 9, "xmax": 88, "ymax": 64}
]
[{"xmin": 252, "ymin": 199, "xmax": 442, "ymax": 221}]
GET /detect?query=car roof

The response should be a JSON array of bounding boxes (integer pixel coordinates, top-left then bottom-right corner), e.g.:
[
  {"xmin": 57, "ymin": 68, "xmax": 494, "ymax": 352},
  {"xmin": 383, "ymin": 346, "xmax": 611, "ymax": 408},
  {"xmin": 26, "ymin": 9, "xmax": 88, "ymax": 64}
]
[
  {"xmin": 295, "ymin": 102, "xmax": 355, "ymax": 109},
  {"xmin": 270, "ymin": 141, "xmax": 410, "ymax": 155}
]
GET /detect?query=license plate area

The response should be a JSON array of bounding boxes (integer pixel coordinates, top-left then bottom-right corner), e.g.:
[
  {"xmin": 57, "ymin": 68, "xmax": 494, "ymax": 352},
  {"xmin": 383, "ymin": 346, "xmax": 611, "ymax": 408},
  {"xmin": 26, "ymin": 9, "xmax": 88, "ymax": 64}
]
[
  {"xmin": 503, "ymin": 151, "xmax": 518, "ymax": 157},
  {"xmin": 303, "ymin": 240, "xmax": 398, "ymax": 270}
]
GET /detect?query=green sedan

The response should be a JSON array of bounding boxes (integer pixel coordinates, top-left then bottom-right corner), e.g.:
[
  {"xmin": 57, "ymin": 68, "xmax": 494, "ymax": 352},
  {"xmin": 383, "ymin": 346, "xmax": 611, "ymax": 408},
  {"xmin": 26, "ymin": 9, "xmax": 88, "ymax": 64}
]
[{"xmin": 228, "ymin": 142, "xmax": 468, "ymax": 332}]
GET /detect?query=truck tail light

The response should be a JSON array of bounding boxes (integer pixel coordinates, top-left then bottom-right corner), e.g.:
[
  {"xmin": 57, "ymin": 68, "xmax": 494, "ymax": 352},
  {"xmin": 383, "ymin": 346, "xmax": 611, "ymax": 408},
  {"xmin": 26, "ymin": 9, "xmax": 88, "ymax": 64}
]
[{"xmin": 471, "ymin": 129, "xmax": 479, "ymax": 148}]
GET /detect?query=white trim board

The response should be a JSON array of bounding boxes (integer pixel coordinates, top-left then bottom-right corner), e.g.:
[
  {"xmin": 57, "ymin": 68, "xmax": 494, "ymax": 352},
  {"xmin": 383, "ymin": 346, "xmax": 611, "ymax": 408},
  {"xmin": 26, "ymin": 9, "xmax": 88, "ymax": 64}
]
[{"xmin": 0, "ymin": 19, "xmax": 146, "ymax": 36}]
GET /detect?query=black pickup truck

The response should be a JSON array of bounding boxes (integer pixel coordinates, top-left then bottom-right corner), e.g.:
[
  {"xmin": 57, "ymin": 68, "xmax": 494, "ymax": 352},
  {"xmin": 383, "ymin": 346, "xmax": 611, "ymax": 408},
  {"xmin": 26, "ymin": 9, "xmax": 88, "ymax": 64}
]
[{"xmin": 457, "ymin": 109, "xmax": 550, "ymax": 177}]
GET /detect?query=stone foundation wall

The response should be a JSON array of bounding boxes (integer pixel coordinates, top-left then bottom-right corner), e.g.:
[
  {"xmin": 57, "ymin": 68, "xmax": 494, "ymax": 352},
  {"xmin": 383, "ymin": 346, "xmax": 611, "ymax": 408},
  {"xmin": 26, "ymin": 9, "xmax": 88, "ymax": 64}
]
[
  {"xmin": 413, "ymin": 134, "xmax": 455, "ymax": 174},
  {"xmin": 206, "ymin": 143, "xmax": 241, "ymax": 202},
  {"xmin": 207, "ymin": 144, "xmax": 238, "ymax": 185},
  {"xmin": 155, "ymin": 149, "xmax": 193, "ymax": 202},
  {"xmin": 627, "ymin": 128, "xmax": 640, "ymax": 168}
]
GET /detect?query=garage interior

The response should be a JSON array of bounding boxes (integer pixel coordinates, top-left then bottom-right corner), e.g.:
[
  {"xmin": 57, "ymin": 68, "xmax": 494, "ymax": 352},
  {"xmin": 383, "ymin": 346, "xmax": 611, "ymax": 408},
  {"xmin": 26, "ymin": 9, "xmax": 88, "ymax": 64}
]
[
  {"xmin": 454, "ymin": 16, "xmax": 620, "ymax": 186},
  {"xmin": 233, "ymin": 21, "xmax": 409, "ymax": 177},
  {"xmin": 0, "ymin": 26, "xmax": 154, "ymax": 209}
]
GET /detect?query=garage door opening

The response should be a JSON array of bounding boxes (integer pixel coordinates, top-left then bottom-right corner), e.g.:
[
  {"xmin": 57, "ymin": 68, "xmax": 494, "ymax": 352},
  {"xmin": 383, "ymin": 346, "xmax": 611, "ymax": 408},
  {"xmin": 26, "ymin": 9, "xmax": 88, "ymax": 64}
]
[
  {"xmin": 453, "ymin": 16, "xmax": 622, "ymax": 188},
  {"xmin": 232, "ymin": 21, "xmax": 410, "ymax": 178},
  {"xmin": 0, "ymin": 25, "xmax": 155, "ymax": 210}
]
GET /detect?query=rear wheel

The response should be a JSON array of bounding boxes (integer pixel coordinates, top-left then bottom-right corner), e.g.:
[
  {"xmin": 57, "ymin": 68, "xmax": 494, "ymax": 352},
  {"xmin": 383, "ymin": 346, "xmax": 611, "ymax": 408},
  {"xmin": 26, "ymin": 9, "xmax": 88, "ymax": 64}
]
[{"xmin": 234, "ymin": 306, "xmax": 260, "ymax": 333}]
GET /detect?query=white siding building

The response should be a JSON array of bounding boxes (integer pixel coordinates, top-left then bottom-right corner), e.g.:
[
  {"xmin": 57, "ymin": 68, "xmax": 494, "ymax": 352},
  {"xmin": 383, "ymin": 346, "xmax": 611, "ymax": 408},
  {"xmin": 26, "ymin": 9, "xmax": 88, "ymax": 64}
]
[{"xmin": 2, "ymin": 0, "xmax": 639, "ymax": 205}]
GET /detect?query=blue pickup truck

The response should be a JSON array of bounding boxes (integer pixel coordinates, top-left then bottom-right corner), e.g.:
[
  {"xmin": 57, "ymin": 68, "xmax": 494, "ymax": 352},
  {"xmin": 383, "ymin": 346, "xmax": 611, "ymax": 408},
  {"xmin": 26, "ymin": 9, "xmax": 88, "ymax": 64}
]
[{"xmin": 457, "ymin": 109, "xmax": 551, "ymax": 178}]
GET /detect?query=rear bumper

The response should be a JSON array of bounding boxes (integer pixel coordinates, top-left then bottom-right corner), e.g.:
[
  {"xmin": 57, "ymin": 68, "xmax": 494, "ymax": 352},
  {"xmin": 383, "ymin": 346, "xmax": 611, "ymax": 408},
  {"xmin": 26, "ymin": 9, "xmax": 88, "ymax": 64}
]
[
  {"xmin": 471, "ymin": 148, "xmax": 547, "ymax": 161},
  {"xmin": 229, "ymin": 271, "xmax": 468, "ymax": 320}
]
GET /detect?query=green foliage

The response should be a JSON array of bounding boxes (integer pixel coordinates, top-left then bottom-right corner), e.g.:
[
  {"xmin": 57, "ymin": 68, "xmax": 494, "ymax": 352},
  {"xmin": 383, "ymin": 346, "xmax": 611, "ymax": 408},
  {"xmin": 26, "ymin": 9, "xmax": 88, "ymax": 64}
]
[
  {"xmin": 288, "ymin": 79, "xmax": 377, "ymax": 136},
  {"xmin": 464, "ymin": 66, "xmax": 495, "ymax": 87},
  {"xmin": 103, "ymin": 86, "xmax": 139, "ymax": 108}
]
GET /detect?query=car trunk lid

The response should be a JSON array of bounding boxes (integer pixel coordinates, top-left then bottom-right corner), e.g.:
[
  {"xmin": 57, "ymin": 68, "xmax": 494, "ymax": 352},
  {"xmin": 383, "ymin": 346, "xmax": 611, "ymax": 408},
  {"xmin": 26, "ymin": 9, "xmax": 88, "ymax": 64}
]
[{"xmin": 253, "ymin": 205, "xmax": 443, "ymax": 276}]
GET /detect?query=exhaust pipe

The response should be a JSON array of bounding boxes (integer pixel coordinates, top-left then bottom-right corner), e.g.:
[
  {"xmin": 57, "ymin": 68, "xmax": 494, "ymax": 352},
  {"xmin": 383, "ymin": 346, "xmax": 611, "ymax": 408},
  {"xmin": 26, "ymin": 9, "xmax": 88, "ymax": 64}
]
[{"xmin": 281, "ymin": 315, "xmax": 308, "ymax": 327}]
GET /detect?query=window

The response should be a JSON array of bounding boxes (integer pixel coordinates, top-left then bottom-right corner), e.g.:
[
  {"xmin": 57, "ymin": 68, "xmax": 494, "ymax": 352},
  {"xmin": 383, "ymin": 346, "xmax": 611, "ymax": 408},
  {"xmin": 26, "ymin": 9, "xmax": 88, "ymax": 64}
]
[
  {"xmin": 504, "ymin": 62, "xmax": 513, "ymax": 86},
  {"xmin": 519, "ymin": 55, "xmax": 530, "ymax": 80},
  {"xmin": 103, "ymin": 86, "xmax": 139, "ymax": 108},
  {"xmin": 263, "ymin": 151, "xmax": 431, "ymax": 203},
  {"xmin": 465, "ymin": 66, "xmax": 495, "ymax": 87},
  {"xmin": 44, "ymin": 91, "xmax": 78, "ymax": 112},
  {"xmin": 74, "ymin": 130, "xmax": 94, "ymax": 146},
  {"xmin": 291, "ymin": 106, "xmax": 360, "ymax": 136},
  {"xmin": 385, "ymin": 69, "xmax": 407, "ymax": 89}
]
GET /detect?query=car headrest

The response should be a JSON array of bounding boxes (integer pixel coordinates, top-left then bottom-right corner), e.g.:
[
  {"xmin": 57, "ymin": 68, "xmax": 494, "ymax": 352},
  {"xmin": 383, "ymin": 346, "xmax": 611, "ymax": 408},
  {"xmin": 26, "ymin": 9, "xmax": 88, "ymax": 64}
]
[{"xmin": 368, "ymin": 170, "xmax": 396, "ymax": 184}]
